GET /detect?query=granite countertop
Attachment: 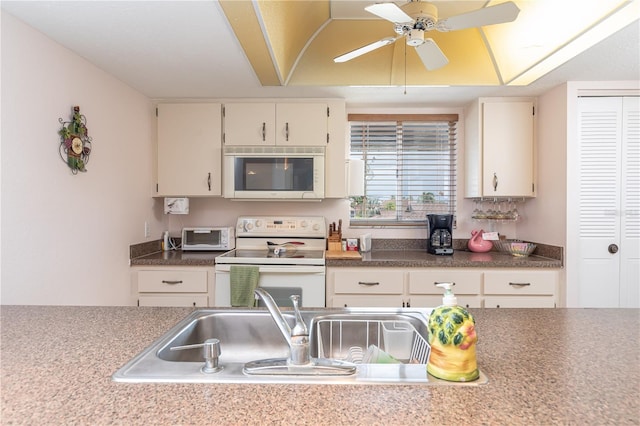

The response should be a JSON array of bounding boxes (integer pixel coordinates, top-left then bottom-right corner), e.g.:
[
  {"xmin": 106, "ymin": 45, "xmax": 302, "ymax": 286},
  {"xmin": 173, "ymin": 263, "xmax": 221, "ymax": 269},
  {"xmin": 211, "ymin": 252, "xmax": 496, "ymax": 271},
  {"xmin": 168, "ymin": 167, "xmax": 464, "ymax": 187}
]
[
  {"xmin": 2, "ymin": 306, "xmax": 637, "ymax": 425},
  {"xmin": 130, "ymin": 249, "xmax": 223, "ymax": 266},
  {"xmin": 326, "ymin": 249, "xmax": 563, "ymax": 268},
  {"xmin": 130, "ymin": 239, "xmax": 563, "ymax": 269}
]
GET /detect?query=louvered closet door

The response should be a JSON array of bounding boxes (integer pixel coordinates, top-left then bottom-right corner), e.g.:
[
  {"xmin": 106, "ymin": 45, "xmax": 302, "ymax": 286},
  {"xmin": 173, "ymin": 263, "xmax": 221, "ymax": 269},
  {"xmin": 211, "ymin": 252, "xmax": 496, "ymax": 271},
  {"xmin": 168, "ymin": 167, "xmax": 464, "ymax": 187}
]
[
  {"xmin": 577, "ymin": 97, "xmax": 640, "ymax": 308},
  {"xmin": 620, "ymin": 97, "xmax": 640, "ymax": 307}
]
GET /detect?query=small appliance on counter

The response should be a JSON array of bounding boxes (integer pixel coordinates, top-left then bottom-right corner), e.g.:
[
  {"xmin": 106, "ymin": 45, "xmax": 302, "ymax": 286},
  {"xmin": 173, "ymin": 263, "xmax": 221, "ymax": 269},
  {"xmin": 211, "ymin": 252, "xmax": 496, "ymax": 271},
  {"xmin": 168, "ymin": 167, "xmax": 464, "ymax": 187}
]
[
  {"xmin": 182, "ymin": 227, "xmax": 235, "ymax": 251},
  {"xmin": 426, "ymin": 214, "xmax": 454, "ymax": 255}
]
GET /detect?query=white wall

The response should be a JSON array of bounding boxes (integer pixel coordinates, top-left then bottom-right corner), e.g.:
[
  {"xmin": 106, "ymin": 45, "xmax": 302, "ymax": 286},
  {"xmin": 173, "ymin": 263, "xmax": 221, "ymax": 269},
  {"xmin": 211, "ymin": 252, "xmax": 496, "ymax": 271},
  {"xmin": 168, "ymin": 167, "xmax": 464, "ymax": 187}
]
[
  {"xmin": 517, "ymin": 84, "xmax": 568, "ymax": 246},
  {"xmin": 1, "ymin": 11, "xmax": 162, "ymax": 305}
]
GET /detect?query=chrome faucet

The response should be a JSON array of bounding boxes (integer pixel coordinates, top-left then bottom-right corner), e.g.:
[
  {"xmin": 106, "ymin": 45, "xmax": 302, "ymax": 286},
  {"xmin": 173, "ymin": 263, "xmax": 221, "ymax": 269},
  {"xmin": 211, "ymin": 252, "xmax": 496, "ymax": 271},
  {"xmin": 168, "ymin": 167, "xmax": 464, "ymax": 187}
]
[{"xmin": 254, "ymin": 288, "xmax": 310, "ymax": 366}]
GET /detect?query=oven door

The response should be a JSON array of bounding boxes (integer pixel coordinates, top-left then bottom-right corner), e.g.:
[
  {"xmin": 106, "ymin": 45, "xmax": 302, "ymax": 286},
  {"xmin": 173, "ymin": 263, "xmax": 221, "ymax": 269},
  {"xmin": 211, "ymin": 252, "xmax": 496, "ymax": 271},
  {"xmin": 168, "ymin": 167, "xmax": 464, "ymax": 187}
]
[{"xmin": 214, "ymin": 264, "xmax": 326, "ymax": 308}]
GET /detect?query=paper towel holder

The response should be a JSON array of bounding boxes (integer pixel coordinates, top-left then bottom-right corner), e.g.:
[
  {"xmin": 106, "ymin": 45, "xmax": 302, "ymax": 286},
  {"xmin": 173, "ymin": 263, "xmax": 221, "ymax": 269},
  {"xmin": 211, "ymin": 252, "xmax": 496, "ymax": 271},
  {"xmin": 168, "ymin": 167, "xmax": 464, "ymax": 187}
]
[{"xmin": 164, "ymin": 197, "xmax": 189, "ymax": 214}]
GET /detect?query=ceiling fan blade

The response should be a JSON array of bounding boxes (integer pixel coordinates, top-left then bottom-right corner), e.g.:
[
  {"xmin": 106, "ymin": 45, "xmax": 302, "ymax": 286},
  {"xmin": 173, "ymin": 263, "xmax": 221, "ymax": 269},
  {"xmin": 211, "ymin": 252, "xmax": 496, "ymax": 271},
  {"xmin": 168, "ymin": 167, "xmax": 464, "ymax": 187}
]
[
  {"xmin": 437, "ymin": 1, "xmax": 520, "ymax": 31},
  {"xmin": 334, "ymin": 37, "xmax": 399, "ymax": 63},
  {"xmin": 365, "ymin": 3, "xmax": 413, "ymax": 24},
  {"xmin": 415, "ymin": 39, "xmax": 449, "ymax": 71}
]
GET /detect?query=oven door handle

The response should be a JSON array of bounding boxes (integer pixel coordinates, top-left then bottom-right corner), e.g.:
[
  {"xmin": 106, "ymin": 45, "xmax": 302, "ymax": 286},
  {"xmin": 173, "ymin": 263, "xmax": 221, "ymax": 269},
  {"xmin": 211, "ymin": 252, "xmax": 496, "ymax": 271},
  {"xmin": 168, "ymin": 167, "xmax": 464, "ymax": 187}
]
[{"xmin": 215, "ymin": 264, "xmax": 325, "ymax": 274}]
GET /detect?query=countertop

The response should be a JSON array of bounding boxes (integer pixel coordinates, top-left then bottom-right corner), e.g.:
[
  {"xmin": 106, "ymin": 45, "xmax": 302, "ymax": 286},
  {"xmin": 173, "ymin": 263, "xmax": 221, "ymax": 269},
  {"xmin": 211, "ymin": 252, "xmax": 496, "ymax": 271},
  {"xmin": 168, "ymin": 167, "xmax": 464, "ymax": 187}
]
[
  {"xmin": 130, "ymin": 249, "xmax": 562, "ymax": 269},
  {"xmin": 2, "ymin": 306, "xmax": 637, "ymax": 425},
  {"xmin": 326, "ymin": 249, "xmax": 562, "ymax": 268}
]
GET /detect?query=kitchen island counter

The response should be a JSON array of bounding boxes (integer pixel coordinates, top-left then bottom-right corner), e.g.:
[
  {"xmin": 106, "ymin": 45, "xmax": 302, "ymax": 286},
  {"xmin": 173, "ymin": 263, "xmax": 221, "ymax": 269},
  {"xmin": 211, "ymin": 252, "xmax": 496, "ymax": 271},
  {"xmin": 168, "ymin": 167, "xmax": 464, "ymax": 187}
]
[{"xmin": 1, "ymin": 306, "xmax": 637, "ymax": 425}]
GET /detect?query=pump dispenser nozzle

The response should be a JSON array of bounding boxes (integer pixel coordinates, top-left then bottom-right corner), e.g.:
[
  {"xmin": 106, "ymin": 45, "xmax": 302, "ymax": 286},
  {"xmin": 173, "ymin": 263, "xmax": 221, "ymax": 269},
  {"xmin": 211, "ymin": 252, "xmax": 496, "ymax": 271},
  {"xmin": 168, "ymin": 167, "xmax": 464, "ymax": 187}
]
[{"xmin": 435, "ymin": 282, "xmax": 457, "ymax": 306}]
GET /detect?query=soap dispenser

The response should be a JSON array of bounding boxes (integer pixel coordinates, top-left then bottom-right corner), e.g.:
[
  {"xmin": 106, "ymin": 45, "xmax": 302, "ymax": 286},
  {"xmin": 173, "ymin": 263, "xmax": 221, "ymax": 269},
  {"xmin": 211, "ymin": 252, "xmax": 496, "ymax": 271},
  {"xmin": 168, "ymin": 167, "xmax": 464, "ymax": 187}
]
[{"xmin": 427, "ymin": 282, "xmax": 479, "ymax": 382}]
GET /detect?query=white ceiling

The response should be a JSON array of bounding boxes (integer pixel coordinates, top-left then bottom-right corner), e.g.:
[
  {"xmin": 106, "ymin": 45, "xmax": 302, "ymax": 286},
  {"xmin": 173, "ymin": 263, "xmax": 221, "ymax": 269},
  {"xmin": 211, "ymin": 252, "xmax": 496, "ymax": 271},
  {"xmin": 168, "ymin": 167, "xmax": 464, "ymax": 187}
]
[{"xmin": 2, "ymin": 1, "xmax": 639, "ymax": 107}]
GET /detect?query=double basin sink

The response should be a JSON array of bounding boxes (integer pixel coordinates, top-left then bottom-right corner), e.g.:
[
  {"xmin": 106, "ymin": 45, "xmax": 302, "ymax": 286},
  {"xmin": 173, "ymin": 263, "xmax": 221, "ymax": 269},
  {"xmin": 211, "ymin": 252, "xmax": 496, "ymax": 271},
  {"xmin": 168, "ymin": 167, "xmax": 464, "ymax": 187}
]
[{"xmin": 112, "ymin": 307, "xmax": 488, "ymax": 385}]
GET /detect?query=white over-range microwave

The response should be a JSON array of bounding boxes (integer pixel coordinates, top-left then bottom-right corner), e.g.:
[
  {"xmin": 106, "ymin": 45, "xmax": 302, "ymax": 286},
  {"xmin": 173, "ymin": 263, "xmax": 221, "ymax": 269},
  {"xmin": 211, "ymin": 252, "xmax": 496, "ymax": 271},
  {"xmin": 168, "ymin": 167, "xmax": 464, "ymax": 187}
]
[{"xmin": 223, "ymin": 146, "xmax": 325, "ymax": 200}]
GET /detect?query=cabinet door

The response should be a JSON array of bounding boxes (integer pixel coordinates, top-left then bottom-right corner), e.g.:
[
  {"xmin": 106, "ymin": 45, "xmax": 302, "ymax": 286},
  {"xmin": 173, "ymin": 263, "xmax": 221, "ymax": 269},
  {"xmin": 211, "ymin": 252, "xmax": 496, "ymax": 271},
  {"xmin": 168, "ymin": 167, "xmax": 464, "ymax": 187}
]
[
  {"xmin": 331, "ymin": 295, "xmax": 404, "ymax": 308},
  {"xmin": 157, "ymin": 103, "xmax": 222, "ymax": 196},
  {"xmin": 276, "ymin": 103, "xmax": 328, "ymax": 146},
  {"xmin": 483, "ymin": 270, "xmax": 557, "ymax": 296},
  {"xmin": 410, "ymin": 295, "xmax": 482, "ymax": 309},
  {"xmin": 408, "ymin": 269, "xmax": 482, "ymax": 295},
  {"xmin": 139, "ymin": 294, "xmax": 208, "ymax": 307},
  {"xmin": 333, "ymin": 270, "xmax": 404, "ymax": 294},
  {"xmin": 223, "ymin": 103, "xmax": 275, "ymax": 146},
  {"xmin": 138, "ymin": 270, "xmax": 208, "ymax": 293},
  {"xmin": 484, "ymin": 296, "xmax": 555, "ymax": 308},
  {"xmin": 482, "ymin": 101, "xmax": 535, "ymax": 197}
]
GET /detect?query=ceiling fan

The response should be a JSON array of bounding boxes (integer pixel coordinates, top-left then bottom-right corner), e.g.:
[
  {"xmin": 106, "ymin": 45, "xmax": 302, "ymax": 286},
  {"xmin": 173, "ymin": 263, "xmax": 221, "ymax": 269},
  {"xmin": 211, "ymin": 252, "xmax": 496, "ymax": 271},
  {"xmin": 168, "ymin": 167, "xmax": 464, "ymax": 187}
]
[{"xmin": 334, "ymin": 0, "xmax": 520, "ymax": 71}]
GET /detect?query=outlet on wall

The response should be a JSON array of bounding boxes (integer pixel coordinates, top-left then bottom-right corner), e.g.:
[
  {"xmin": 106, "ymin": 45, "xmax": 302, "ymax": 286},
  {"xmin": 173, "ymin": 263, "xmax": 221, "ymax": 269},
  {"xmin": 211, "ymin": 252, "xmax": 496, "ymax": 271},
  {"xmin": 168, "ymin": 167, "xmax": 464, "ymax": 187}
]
[{"xmin": 144, "ymin": 221, "xmax": 150, "ymax": 238}]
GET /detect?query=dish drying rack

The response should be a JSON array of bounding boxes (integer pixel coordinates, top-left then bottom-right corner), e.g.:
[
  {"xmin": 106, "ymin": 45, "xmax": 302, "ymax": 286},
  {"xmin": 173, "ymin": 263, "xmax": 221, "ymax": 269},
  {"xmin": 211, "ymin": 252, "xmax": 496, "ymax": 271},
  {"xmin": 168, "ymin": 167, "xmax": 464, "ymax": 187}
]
[{"xmin": 314, "ymin": 318, "xmax": 431, "ymax": 365}]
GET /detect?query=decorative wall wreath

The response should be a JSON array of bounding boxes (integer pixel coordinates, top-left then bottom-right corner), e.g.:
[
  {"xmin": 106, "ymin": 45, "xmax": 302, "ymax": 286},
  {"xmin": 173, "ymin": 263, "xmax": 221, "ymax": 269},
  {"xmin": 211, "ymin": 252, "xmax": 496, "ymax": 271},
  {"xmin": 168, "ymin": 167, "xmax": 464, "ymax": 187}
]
[{"xmin": 59, "ymin": 106, "xmax": 92, "ymax": 174}]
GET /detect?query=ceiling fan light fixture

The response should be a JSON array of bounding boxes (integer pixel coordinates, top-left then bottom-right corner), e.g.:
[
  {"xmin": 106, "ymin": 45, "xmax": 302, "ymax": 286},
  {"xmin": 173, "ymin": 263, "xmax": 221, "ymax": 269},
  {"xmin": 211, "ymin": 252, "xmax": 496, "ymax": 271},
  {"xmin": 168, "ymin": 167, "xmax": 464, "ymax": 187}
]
[{"xmin": 407, "ymin": 29, "xmax": 425, "ymax": 46}]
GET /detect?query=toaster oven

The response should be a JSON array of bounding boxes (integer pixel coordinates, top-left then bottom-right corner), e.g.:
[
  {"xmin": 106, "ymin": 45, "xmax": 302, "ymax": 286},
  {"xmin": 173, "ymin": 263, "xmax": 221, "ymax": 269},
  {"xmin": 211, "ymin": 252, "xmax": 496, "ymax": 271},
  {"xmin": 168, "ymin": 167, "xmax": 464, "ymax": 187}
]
[{"xmin": 181, "ymin": 227, "xmax": 235, "ymax": 251}]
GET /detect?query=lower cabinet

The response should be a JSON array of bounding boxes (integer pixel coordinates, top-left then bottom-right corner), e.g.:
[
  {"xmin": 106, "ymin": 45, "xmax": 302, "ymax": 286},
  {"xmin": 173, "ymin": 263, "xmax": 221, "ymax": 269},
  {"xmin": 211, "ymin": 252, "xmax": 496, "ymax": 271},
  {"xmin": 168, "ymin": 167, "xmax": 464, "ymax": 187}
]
[
  {"xmin": 327, "ymin": 267, "xmax": 560, "ymax": 308},
  {"xmin": 133, "ymin": 266, "xmax": 215, "ymax": 307},
  {"xmin": 483, "ymin": 270, "xmax": 558, "ymax": 308},
  {"xmin": 408, "ymin": 269, "xmax": 482, "ymax": 308},
  {"xmin": 327, "ymin": 268, "xmax": 406, "ymax": 307}
]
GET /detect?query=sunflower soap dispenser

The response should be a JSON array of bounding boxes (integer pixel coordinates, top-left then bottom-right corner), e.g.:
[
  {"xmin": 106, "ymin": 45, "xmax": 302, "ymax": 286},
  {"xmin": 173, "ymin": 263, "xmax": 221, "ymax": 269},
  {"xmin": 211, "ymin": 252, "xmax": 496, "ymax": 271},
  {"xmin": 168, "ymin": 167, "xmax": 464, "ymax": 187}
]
[{"xmin": 427, "ymin": 282, "xmax": 479, "ymax": 382}]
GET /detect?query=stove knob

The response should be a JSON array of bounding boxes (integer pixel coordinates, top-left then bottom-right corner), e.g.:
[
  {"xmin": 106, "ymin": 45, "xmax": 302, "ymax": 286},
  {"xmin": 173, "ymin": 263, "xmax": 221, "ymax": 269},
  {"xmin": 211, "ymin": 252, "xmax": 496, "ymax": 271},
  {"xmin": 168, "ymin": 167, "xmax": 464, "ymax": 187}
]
[
  {"xmin": 312, "ymin": 223, "xmax": 320, "ymax": 231},
  {"xmin": 300, "ymin": 220, "xmax": 308, "ymax": 228},
  {"xmin": 255, "ymin": 220, "xmax": 262, "ymax": 228},
  {"xmin": 245, "ymin": 222, "xmax": 254, "ymax": 231}
]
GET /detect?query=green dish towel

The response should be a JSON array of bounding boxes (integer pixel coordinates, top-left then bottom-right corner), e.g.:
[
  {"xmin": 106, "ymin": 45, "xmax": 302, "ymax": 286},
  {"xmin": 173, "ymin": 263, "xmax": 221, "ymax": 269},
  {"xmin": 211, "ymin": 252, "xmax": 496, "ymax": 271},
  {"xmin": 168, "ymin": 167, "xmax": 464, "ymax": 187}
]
[{"xmin": 230, "ymin": 265, "xmax": 260, "ymax": 307}]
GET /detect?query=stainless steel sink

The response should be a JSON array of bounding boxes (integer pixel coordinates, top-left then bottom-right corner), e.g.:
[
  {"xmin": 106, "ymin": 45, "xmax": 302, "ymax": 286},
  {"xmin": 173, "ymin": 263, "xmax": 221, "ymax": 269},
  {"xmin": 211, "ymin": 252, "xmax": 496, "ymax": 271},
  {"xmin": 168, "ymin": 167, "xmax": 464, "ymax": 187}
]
[{"xmin": 112, "ymin": 308, "xmax": 488, "ymax": 385}]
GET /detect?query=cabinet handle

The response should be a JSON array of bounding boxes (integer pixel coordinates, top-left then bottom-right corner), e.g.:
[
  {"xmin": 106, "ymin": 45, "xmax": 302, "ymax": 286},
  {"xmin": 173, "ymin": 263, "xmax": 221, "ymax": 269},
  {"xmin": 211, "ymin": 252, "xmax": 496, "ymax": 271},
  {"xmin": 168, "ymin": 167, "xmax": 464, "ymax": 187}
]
[
  {"xmin": 509, "ymin": 282, "xmax": 531, "ymax": 287},
  {"xmin": 162, "ymin": 280, "xmax": 183, "ymax": 285},
  {"xmin": 207, "ymin": 172, "xmax": 211, "ymax": 191},
  {"xmin": 262, "ymin": 122, "xmax": 266, "ymax": 141},
  {"xmin": 285, "ymin": 122, "xmax": 289, "ymax": 141},
  {"xmin": 358, "ymin": 281, "xmax": 380, "ymax": 286},
  {"xmin": 493, "ymin": 173, "xmax": 498, "ymax": 191}
]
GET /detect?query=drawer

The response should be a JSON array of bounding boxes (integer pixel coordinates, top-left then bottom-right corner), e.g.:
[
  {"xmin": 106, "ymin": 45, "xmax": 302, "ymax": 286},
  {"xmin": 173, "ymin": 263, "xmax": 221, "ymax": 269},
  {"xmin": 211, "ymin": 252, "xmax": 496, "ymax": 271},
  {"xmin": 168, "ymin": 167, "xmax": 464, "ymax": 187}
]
[
  {"xmin": 409, "ymin": 295, "xmax": 482, "ymax": 309},
  {"xmin": 138, "ymin": 294, "xmax": 209, "ymax": 307},
  {"xmin": 332, "ymin": 270, "xmax": 404, "ymax": 294},
  {"xmin": 138, "ymin": 270, "xmax": 208, "ymax": 293},
  {"xmin": 330, "ymin": 295, "xmax": 404, "ymax": 308},
  {"xmin": 484, "ymin": 270, "xmax": 558, "ymax": 295},
  {"xmin": 408, "ymin": 269, "xmax": 482, "ymax": 294},
  {"xmin": 484, "ymin": 296, "xmax": 556, "ymax": 308}
]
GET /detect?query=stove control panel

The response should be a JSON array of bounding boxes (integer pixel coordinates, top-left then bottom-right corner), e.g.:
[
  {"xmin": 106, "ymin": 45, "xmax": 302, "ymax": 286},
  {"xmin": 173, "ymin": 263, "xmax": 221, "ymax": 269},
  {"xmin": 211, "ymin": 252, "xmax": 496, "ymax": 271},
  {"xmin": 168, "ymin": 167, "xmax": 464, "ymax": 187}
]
[{"xmin": 236, "ymin": 216, "xmax": 326, "ymax": 237}]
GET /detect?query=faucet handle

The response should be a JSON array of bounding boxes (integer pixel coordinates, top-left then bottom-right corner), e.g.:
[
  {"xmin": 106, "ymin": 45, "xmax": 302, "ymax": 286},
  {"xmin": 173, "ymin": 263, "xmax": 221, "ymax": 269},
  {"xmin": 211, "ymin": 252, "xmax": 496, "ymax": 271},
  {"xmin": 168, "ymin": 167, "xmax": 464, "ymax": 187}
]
[
  {"xmin": 290, "ymin": 295, "xmax": 308, "ymax": 337},
  {"xmin": 170, "ymin": 338, "xmax": 222, "ymax": 374}
]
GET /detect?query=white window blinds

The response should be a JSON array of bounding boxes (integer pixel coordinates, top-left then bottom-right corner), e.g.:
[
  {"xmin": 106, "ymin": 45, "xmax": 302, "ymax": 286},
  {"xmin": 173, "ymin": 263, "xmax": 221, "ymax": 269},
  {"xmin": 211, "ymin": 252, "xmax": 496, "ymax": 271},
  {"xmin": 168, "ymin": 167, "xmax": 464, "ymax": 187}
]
[{"xmin": 349, "ymin": 114, "xmax": 457, "ymax": 226}]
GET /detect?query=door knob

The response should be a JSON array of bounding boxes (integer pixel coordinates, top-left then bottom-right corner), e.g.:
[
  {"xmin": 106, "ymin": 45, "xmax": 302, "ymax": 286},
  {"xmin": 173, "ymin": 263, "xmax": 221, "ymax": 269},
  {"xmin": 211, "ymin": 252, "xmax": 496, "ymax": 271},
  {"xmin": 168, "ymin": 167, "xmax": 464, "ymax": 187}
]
[{"xmin": 608, "ymin": 244, "xmax": 619, "ymax": 254}]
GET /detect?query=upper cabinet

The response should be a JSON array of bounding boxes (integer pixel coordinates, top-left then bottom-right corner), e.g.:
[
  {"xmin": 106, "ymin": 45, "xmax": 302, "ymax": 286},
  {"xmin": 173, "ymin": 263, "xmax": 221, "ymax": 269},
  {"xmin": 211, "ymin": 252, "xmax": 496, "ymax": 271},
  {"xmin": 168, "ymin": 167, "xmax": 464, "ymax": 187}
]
[
  {"xmin": 156, "ymin": 103, "xmax": 222, "ymax": 197},
  {"xmin": 465, "ymin": 98, "xmax": 536, "ymax": 198},
  {"xmin": 223, "ymin": 102, "xmax": 328, "ymax": 146}
]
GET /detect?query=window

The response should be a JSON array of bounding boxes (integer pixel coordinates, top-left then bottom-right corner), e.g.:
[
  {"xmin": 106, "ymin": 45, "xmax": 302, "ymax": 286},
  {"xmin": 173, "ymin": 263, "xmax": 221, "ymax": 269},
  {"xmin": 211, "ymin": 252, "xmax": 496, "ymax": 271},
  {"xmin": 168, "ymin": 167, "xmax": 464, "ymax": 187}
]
[{"xmin": 349, "ymin": 114, "xmax": 458, "ymax": 226}]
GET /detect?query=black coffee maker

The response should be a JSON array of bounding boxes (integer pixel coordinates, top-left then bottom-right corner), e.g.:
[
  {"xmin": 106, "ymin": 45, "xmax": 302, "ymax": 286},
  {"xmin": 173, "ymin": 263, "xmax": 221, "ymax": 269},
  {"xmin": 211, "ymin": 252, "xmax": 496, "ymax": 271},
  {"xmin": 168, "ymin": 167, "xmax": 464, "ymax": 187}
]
[{"xmin": 426, "ymin": 214, "xmax": 454, "ymax": 255}]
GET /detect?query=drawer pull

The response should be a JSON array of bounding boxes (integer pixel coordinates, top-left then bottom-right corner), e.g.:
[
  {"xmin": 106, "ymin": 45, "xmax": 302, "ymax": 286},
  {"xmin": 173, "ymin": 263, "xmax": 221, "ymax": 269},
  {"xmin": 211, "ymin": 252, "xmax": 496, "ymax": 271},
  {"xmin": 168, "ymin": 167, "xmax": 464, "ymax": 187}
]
[
  {"xmin": 509, "ymin": 282, "xmax": 531, "ymax": 287},
  {"xmin": 358, "ymin": 281, "xmax": 380, "ymax": 286},
  {"xmin": 162, "ymin": 280, "xmax": 183, "ymax": 285}
]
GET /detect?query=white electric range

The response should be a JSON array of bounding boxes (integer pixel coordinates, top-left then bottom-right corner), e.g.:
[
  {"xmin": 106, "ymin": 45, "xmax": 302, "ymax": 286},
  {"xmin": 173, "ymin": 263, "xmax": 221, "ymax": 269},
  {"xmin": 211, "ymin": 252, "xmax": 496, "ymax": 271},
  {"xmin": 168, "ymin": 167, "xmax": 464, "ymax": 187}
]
[{"xmin": 214, "ymin": 216, "xmax": 327, "ymax": 307}]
